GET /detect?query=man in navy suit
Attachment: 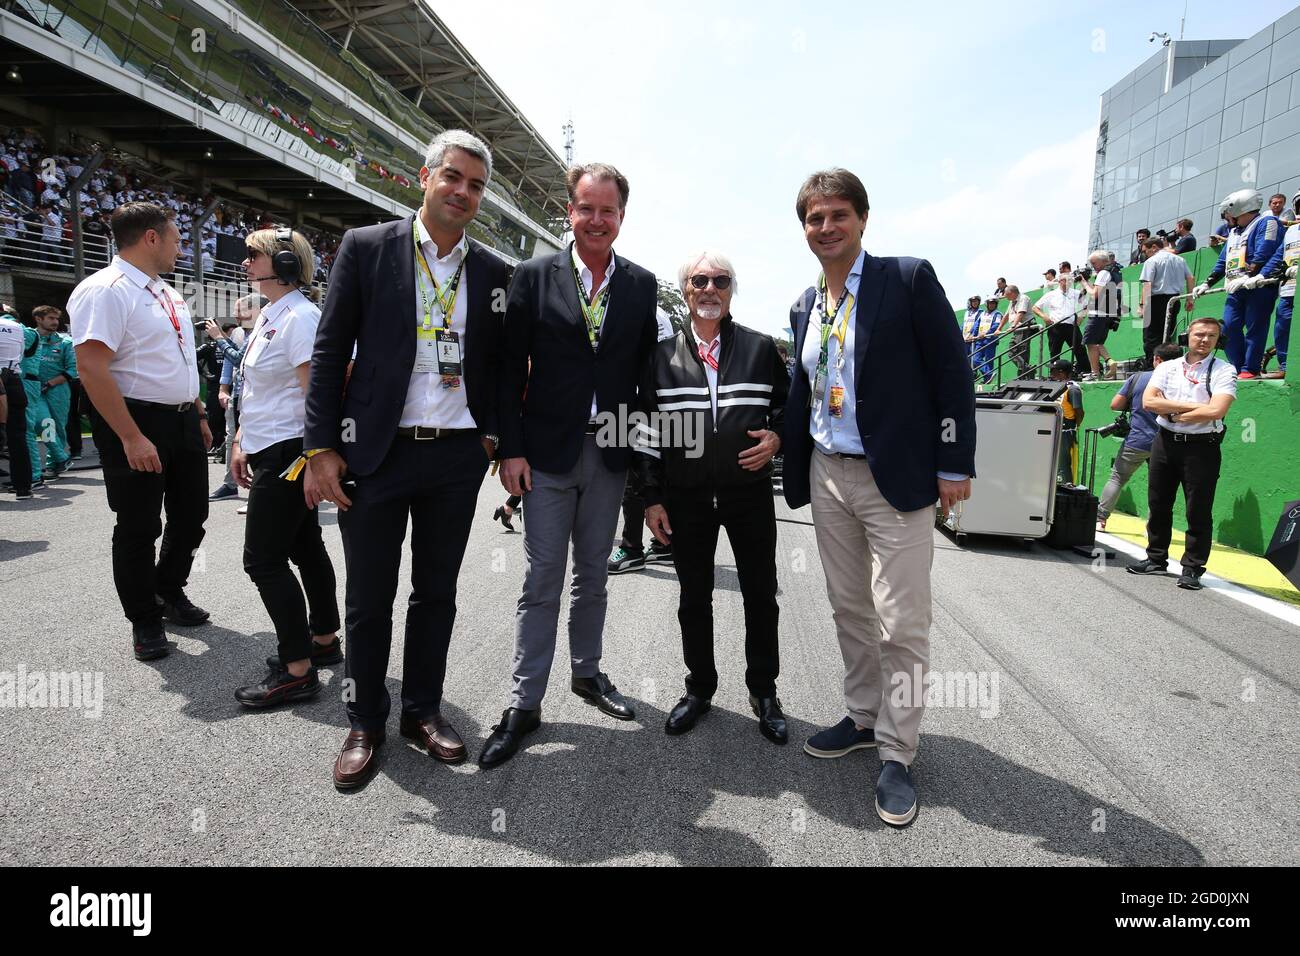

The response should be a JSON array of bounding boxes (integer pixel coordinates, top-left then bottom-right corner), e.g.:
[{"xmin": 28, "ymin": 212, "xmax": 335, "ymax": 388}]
[
  {"xmin": 302, "ymin": 130, "xmax": 512, "ymax": 791},
  {"xmin": 483, "ymin": 162, "xmax": 659, "ymax": 768},
  {"xmin": 782, "ymin": 168, "xmax": 975, "ymax": 827}
]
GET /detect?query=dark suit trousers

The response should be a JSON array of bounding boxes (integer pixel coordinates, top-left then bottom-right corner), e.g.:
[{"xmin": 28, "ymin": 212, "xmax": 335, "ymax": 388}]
[
  {"xmin": 3, "ymin": 370, "xmax": 31, "ymax": 495},
  {"xmin": 1145, "ymin": 429, "xmax": 1222, "ymax": 572},
  {"xmin": 1047, "ymin": 322, "xmax": 1086, "ymax": 372},
  {"xmin": 91, "ymin": 403, "xmax": 209, "ymax": 624},
  {"xmin": 338, "ymin": 432, "xmax": 487, "ymax": 732},
  {"xmin": 1145, "ymin": 294, "xmax": 1176, "ymax": 365},
  {"xmin": 666, "ymin": 480, "xmax": 779, "ymax": 698}
]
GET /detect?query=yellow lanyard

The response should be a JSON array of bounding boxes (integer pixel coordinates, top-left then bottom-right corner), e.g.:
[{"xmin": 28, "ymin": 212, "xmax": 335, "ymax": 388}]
[{"xmin": 413, "ymin": 220, "xmax": 464, "ymax": 331}]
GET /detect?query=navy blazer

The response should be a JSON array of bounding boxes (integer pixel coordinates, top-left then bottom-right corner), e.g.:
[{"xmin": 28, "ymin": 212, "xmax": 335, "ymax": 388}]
[
  {"xmin": 497, "ymin": 247, "xmax": 658, "ymax": 474},
  {"xmin": 303, "ymin": 214, "xmax": 511, "ymax": 477},
  {"xmin": 781, "ymin": 254, "xmax": 976, "ymax": 513}
]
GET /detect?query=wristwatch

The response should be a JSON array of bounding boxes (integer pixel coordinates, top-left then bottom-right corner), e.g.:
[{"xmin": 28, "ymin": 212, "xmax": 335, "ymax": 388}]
[{"xmin": 481, "ymin": 433, "xmax": 500, "ymax": 446}]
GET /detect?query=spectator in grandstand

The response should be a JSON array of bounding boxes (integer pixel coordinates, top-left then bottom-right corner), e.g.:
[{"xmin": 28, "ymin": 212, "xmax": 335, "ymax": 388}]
[
  {"xmin": 1130, "ymin": 229, "xmax": 1151, "ymax": 265},
  {"xmin": 1033, "ymin": 272, "xmax": 1087, "ymax": 375},
  {"xmin": 1269, "ymin": 192, "xmax": 1296, "ymax": 226},
  {"xmin": 1208, "ymin": 213, "xmax": 1231, "ymax": 248},
  {"xmin": 1050, "ymin": 359, "xmax": 1083, "ymax": 483},
  {"xmin": 1003, "ymin": 284, "xmax": 1038, "ymax": 377},
  {"xmin": 635, "ymin": 249, "xmax": 787, "ymax": 742},
  {"xmin": 39, "ymin": 203, "xmax": 65, "ymax": 269},
  {"xmin": 975, "ymin": 294, "xmax": 1004, "ymax": 382},
  {"xmin": 229, "ymin": 227, "xmax": 340, "ymax": 709},
  {"xmin": 8, "ymin": 161, "xmax": 35, "ymax": 207},
  {"xmin": 1138, "ymin": 236, "xmax": 1195, "ymax": 368},
  {"xmin": 1173, "ymin": 217, "xmax": 1197, "ymax": 253},
  {"xmin": 1127, "ymin": 318, "xmax": 1236, "ymax": 590},
  {"xmin": 1097, "ymin": 343, "xmax": 1182, "ymax": 530},
  {"xmin": 1078, "ymin": 250, "xmax": 1121, "ymax": 381},
  {"xmin": 67, "ymin": 201, "xmax": 214, "ymax": 663}
]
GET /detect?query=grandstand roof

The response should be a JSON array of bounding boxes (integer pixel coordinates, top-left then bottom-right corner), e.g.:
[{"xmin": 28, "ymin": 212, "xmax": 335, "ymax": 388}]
[{"xmin": 290, "ymin": 0, "xmax": 568, "ymax": 221}]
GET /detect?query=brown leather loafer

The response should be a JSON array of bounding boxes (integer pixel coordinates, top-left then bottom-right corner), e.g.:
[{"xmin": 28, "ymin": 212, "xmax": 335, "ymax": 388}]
[
  {"xmin": 333, "ymin": 728, "xmax": 385, "ymax": 791},
  {"xmin": 399, "ymin": 713, "xmax": 467, "ymax": 764}
]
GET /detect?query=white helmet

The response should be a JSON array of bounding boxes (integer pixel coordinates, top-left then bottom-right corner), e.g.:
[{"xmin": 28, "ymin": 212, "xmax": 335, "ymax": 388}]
[
  {"xmin": 1218, "ymin": 188, "xmax": 1261, "ymax": 221},
  {"xmin": 1292, "ymin": 189, "xmax": 1300, "ymax": 217}
]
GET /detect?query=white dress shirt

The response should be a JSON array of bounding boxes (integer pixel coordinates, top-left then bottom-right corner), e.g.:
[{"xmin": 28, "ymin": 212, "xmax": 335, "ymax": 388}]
[
  {"xmin": 1036, "ymin": 287, "xmax": 1080, "ymax": 325},
  {"xmin": 693, "ymin": 324, "xmax": 722, "ymax": 418},
  {"xmin": 67, "ymin": 256, "xmax": 199, "ymax": 404},
  {"xmin": 572, "ymin": 243, "xmax": 616, "ymax": 420},
  {"xmin": 400, "ymin": 217, "xmax": 476, "ymax": 430},
  {"xmin": 238, "ymin": 288, "xmax": 319, "ymax": 454},
  {"xmin": 1149, "ymin": 355, "xmax": 1237, "ymax": 435}
]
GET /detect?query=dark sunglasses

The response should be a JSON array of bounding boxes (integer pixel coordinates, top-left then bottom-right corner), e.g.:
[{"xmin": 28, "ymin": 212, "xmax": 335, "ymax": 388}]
[{"xmin": 689, "ymin": 274, "xmax": 732, "ymax": 290}]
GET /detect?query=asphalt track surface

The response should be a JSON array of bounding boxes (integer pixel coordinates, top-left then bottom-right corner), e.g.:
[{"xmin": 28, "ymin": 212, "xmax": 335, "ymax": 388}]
[{"xmin": 1, "ymin": 457, "xmax": 1296, "ymax": 866}]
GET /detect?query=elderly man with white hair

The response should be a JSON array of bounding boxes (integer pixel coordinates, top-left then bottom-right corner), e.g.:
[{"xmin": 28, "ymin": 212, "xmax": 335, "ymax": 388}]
[
  {"xmin": 635, "ymin": 250, "xmax": 791, "ymax": 743},
  {"xmin": 1077, "ymin": 249, "xmax": 1122, "ymax": 380}
]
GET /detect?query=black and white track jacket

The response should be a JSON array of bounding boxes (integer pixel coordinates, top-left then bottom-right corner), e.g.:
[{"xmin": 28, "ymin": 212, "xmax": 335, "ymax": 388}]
[{"xmin": 635, "ymin": 314, "xmax": 788, "ymax": 506}]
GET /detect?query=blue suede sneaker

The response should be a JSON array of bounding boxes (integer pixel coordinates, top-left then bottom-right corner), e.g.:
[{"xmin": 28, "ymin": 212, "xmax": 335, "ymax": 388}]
[
  {"xmin": 803, "ymin": 716, "xmax": 877, "ymax": 758},
  {"xmin": 875, "ymin": 760, "xmax": 917, "ymax": 827}
]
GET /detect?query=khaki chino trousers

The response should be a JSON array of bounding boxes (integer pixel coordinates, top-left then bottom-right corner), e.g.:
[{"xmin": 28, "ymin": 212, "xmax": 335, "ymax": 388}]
[{"xmin": 810, "ymin": 450, "xmax": 934, "ymax": 766}]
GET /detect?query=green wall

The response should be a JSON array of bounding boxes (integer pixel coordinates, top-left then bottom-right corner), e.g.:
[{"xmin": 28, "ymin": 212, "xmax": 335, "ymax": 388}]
[
  {"xmin": 954, "ymin": 248, "xmax": 1298, "ymax": 557},
  {"xmin": 1080, "ymin": 381, "xmax": 1296, "ymax": 556}
]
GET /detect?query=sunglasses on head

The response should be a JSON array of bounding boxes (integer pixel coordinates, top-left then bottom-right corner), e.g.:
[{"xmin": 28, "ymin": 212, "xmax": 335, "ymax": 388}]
[{"xmin": 689, "ymin": 274, "xmax": 732, "ymax": 290}]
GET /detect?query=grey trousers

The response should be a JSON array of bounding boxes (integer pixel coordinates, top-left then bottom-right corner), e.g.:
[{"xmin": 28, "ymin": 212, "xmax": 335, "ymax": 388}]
[
  {"xmin": 1098, "ymin": 444, "xmax": 1151, "ymax": 519},
  {"xmin": 510, "ymin": 435, "xmax": 627, "ymax": 709},
  {"xmin": 219, "ymin": 399, "xmax": 238, "ymax": 491}
]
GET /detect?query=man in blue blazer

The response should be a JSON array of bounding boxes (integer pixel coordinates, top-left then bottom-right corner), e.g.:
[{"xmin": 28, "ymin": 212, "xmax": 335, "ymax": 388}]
[{"xmin": 782, "ymin": 168, "xmax": 975, "ymax": 827}]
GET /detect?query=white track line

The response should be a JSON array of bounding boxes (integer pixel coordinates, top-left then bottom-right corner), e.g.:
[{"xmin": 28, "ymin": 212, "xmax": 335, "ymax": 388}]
[{"xmin": 1097, "ymin": 530, "xmax": 1300, "ymax": 629}]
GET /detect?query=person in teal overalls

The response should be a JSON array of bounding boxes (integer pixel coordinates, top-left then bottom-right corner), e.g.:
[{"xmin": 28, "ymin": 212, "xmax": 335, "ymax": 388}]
[{"xmin": 23, "ymin": 304, "xmax": 76, "ymax": 481}]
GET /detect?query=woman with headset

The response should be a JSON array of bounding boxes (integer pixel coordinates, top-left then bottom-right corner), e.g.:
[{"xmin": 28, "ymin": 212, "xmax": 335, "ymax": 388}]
[{"xmin": 231, "ymin": 227, "xmax": 341, "ymax": 708}]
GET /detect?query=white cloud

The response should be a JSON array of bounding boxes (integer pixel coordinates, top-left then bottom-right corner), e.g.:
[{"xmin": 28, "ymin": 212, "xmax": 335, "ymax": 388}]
[{"xmin": 871, "ymin": 127, "xmax": 1097, "ymax": 307}]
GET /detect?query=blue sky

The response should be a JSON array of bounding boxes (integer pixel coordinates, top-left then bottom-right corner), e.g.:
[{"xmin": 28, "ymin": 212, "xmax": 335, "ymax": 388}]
[{"xmin": 436, "ymin": 0, "xmax": 1298, "ymax": 334}]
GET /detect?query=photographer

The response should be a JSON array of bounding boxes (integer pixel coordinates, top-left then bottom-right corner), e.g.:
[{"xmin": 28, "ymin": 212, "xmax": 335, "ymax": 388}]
[
  {"xmin": 230, "ymin": 228, "xmax": 339, "ymax": 708},
  {"xmin": 195, "ymin": 335, "xmax": 225, "ymax": 453},
  {"xmin": 1096, "ymin": 343, "xmax": 1181, "ymax": 530},
  {"xmin": 1077, "ymin": 250, "xmax": 1121, "ymax": 381}
]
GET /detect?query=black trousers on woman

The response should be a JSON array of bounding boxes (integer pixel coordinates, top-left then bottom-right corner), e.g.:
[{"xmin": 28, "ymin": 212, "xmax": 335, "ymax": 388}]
[
  {"xmin": 665, "ymin": 479, "xmax": 779, "ymax": 699},
  {"xmin": 244, "ymin": 436, "xmax": 339, "ymax": 665}
]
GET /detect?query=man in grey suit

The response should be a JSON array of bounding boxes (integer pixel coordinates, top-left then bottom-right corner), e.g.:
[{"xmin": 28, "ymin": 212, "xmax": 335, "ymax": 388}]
[{"xmin": 483, "ymin": 162, "xmax": 659, "ymax": 768}]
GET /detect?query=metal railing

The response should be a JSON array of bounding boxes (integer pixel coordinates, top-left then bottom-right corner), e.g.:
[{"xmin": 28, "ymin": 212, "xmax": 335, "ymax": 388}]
[
  {"xmin": 1, "ymin": 210, "xmax": 329, "ymax": 306},
  {"xmin": 966, "ymin": 319, "xmax": 1060, "ymax": 388}
]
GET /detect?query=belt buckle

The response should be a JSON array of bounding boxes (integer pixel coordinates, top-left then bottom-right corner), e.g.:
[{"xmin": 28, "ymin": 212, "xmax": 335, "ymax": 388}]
[
  {"xmin": 1172, "ymin": 432, "xmax": 1189, "ymax": 443},
  {"xmin": 414, "ymin": 426, "xmax": 439, "ymax": 440}
]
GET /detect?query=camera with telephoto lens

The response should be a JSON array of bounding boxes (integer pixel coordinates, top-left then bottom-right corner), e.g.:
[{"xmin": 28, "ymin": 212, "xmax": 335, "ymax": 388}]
[
  {"xmin": 1097, "ymin": 412, "xmax": 1131, "ymax": 439},
  {"xmin": 1073, "ymin": 265, "xmax": 1094, "ymax": 281}
]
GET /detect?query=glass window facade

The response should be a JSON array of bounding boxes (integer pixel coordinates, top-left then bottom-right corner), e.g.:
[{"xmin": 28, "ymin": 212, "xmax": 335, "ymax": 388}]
[{"xmin": 1091, "ymin": 10, "xmax": 1300, "ymax": 262}]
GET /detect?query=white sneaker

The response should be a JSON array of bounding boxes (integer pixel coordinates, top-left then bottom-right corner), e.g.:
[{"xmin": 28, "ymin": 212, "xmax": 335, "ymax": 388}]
[{"xmin": 236, "ymin": 504, "xmax": 248, "ymax": 515}]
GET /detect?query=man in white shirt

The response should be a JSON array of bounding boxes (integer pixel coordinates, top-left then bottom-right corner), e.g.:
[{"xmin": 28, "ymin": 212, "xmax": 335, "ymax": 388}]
[
  {"xmin": 1003, "ymin": 284, "xmax": 1039, "ymax": 377},
  {"xmin": 1032, "ymin": 272, "xmax": 1087, "ymax": 375},
  {"xmin": 67, "ymin": 201, "xmax": 214, "ymax": 661},
  {"xmin": 0, "ymin": 307, "xmax": 33, "ymax": 498},
  {"xmin": 1126, "ymin": 318, "xmax": 1237, "ymax": 590}
]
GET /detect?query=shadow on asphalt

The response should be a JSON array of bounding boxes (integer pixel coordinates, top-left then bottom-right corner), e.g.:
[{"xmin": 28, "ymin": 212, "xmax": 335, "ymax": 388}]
[
  {"xmin": 138, "ymin": 624, "xmax": 1205, "ymax": 867},
  {"xmin": 363, "ymin": 706, "xmax": 1203, "ymax": 866},
  {"xmin": 0, "ymin": 537, "xmax": 48, "ymax": 561}
]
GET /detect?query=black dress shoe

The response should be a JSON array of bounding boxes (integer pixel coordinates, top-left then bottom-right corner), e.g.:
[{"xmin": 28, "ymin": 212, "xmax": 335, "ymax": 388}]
[
  {"xmin": 664, "ymin": 694, "xmax": 711, "ymax": 735},
  {"xmin": 479, "ymin": 707, "xmax": 541, "ymax": 768},
  {"xmin": 571, "ymin": 672, "xmax": 635, "ymax": 720},
  {"xmin": 132, "ymin": 621, "xmax": 169, "ymax": 661},
  {"xmin": 157, "ymin": 592, "xmax": 210, "ymax": 627},
  {"xmin": 750, "ymin": 694, "xmax": 788, "ymax": 744}
]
